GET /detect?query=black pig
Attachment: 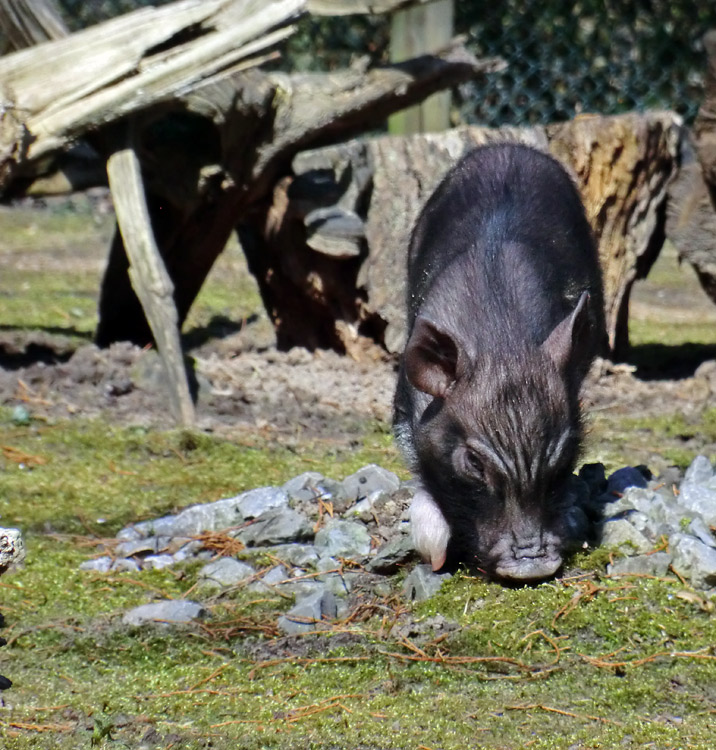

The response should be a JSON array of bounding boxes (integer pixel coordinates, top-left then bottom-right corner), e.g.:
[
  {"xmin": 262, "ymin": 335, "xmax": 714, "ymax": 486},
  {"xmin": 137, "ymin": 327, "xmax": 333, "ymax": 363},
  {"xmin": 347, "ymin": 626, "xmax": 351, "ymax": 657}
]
[{"xmin": 393, "ymin": 143, "xmax": 605, "ymax": 582}]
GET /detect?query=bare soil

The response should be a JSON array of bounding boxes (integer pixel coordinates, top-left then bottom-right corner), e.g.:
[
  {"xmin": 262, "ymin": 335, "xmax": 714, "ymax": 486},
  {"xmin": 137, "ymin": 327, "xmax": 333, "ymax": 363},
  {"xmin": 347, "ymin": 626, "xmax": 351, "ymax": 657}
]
[{"xmin": 1, "ymin": 196, "xmax": 716, "ymax": 467}]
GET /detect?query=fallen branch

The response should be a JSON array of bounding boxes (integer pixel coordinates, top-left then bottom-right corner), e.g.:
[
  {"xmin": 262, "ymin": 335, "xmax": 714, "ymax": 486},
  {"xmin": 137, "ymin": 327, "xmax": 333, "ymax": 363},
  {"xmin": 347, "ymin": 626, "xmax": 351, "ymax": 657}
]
[{"xmin": 505, "ymin": 703, "xmax": 624, "ymax": 727}]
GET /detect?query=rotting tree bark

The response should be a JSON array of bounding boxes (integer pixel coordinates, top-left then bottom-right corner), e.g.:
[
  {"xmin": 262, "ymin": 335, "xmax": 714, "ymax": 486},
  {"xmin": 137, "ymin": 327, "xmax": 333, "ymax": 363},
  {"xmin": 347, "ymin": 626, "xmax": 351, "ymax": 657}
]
[
  {"xmin": 247, "ymin": 112, "xmax": 682, "ymax": 359},
  {"xmin": 668, "ymin": 29, "xmax": 716, "ymax": 306}
]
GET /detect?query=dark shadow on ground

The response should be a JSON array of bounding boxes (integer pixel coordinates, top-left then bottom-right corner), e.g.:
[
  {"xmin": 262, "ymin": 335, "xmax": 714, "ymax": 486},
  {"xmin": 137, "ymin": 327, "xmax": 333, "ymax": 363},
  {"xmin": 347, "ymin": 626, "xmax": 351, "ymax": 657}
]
[
  {"xmin": 626, "ymin": 342, "xmax": 716, "ymax": 380},
  {"xmin": 0, "ymin": 326, "xmax": 92, "ymax": 369},
  {"xmin": 182, "ymin": 314, "xmax": 255, "ymax": 350}
]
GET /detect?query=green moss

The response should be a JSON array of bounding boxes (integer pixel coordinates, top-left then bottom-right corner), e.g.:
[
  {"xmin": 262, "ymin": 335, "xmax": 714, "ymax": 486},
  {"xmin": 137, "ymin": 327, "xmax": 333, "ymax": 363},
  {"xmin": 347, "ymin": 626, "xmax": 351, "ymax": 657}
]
[{"xmin": 3, "ymin": 409, "xmax": 716, "ymax": 748}]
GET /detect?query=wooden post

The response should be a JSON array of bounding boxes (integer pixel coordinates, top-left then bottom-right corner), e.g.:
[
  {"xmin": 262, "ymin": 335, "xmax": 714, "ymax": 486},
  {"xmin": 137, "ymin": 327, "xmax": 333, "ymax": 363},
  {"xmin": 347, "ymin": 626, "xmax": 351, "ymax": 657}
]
[
  {"xmin": 388, "ymin": 0, "xmax": 454, "ymax": 134},
  {"xmin": 106, "ymin": 131, "xmax": 195, "ymax": 428}
]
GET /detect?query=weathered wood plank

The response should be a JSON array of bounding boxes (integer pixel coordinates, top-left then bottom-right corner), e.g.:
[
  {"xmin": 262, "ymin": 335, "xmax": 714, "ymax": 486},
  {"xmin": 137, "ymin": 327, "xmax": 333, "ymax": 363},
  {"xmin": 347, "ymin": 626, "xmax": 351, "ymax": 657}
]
[{"xmin": 106, "ymin": 142, "xmax": 195, "ymax": 427}]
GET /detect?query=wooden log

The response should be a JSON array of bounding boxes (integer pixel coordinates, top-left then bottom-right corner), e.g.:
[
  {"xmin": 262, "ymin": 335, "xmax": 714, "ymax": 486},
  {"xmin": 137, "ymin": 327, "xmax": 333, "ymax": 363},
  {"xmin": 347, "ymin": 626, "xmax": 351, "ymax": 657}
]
[
  {"xmin": 106, "ymin": 142, "xmax": 195, "ymax": 427},
  {"xmin": 0, "ymin": 0, "xmax": 304, "ymax": 189},
  {"xmin": 250, "ymin": 113, "xmax": 682, "ymax": 358}
]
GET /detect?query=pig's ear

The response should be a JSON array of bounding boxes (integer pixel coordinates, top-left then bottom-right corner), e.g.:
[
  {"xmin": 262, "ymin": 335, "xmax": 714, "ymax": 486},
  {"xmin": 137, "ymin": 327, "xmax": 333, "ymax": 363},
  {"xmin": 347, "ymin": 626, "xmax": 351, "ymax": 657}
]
[
  {"xmin": 542, "ymin": 291, "xmax": 591, "ymax": 372},
  {"xmin": 404, "ymin": 317, "xmax": 461, "ymax": 398}
]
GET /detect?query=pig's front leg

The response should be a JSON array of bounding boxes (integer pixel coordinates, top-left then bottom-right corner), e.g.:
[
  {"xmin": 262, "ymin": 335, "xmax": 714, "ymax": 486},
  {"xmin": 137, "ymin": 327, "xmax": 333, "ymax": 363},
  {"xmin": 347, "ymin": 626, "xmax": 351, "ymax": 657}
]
[{"xmin": 410, "ymin": 488, "xmax": 450, "ymax": 571}]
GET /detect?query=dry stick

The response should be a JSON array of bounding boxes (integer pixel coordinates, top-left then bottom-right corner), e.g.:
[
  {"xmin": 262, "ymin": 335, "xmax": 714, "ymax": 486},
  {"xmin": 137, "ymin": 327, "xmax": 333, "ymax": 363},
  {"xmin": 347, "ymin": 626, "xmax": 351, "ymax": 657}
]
[
  {"xmin": 189, "ymin": 662, "xmax": 232, "ymax": 691},
  {"xmin": 505, "ymin": 704, "xmax": 624, "ymax": 726},
  {"xmin": 1, "ymin": 445, "xmax": 47, "ymax": 465},
  {"xmin": 0, "ymin": 720, "xmax": 75, "ymax": 733},
  {"xmin": 579, "ymin": 647, "xmax": 716, "ymax": 670},
  {"xmin": 209, "ymin": 692, "xmax": 364, "ymax": 728},
  {"xmin": 106, "ymin": 140, "xmax": 195, "ymax": 427},
  {"xmin": 247, "ymin": 656, "xmax": 371, "ymax": 680}
]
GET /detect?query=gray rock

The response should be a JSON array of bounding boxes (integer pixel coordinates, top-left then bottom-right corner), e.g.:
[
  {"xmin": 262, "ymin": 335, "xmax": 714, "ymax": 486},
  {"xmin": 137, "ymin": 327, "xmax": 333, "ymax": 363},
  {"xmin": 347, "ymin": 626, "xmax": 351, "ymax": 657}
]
[
  {"xmin": 345, "ymin": 490, "xmax": 388, "ymax": 523},
  {"xmin": 600, "ymin": 519, "xmax": 653, "ymax": 554},
  {"xmin": 120, "ymin": 495, "xmax": 246, "ymax": 539},
  {"xmin": 320, "ymin": 569, "xmax": 359, "ymax": 597},
  {"xmin": 198, "ymin": 558, "xmax": 255, "ymax": 589},
  {"xmin": 248, "ymin": 564, "xmax": 289, "ymax": 593},
  {"xmin": 116, "ymin": 526, "xmax": 142, "ymax": 543},
  {"xmin": 171, "ymin": 544, "xmax": 202, "ymax": 563},
  {"xmin": 316, "ymin": 555, "xmax": 341, "ymax": 573},
  {"xmin": 607, "ymin": 551, "xmax": 672, "ymax": 577},
  {"xmin": 142, "ymin": 554, "xmax": 176, "ymax": 570},
  {"xmin": 603, "ymin": 487, "xmax": 657, "ymax": 518},
  {"xmin": 115, "ymin": 538, "xmax": 159, "ymax": 558},
  {"xmin": 605, "ymin": 467, "xmax": 649, "ymax": 497},
  {"xmin": 669, "ymin": 533, "xmax": 716, "ymax": 588},
  {"xmin": 688, "ymin": 518, "xmax": 716, "ymax": 549},
  {"xmin": 342, "ymin": 464, "xmax": 401, "ymax": 503},
  {"xmin": 265, "ymin": 544, "xmax": 319, "ymax": 568},
  {"xmin": 277, "ymin": 589, "xmax": 337, "ymax": 635},
  {"xmin": 236, "ymin": 487, "xmax": 289, "ymax": 520},
  {"xmin": 123, "ymin": 600, "xmax": 207, "ymax": 627},
  {"xmin": 684, "ymin": 455, "xmax": 713, "ymax": 486},
  {"xmin": 647, "ymin": 495, "xmax": 693, "ymax": 530},
  {"xmin": 280, "ymin": 579, "xmax": 326, "ymax": 599},
  {"xmin": 623, "ymin": 510, "xmax": 653, "ymax": 539},
  {"xmin": 282, "ymin": 472, "xmax": 326, "ymax": 501},
  {"xmin": 79, "ymin": 556, "xmax": 113, "ymax": 573},
  {"xmin": 111, "ymin": 558, "xmax": 141, "ymax": 573},
  {"xmin": 403, "ymin": 564, "xmax": 452, "ymax": 602},
  {"xmin": 312, "ymin": 478, "xmax": 352, "ymax": 513},
  {"xmin": 678, "ymin": 483, "xmax": 716, "ymax": 526},
  {"xmin": 366, "ymin": 533, "xmax": 416, "ymax": 574},
  {"xmin": 314, "ymin": 519, "xmax": 372, "ymax": 560},
  {"xmin": 237, "ymin": 508, "xmax": 313, "ymax": 547}
]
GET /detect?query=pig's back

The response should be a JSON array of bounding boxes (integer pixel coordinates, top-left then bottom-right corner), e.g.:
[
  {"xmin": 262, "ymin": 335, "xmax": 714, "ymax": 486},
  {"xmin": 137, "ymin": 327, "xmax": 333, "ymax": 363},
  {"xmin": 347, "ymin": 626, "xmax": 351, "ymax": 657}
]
[{"xmin": 406, "ymin": 143, "xmax": 599, "ymax": 333}]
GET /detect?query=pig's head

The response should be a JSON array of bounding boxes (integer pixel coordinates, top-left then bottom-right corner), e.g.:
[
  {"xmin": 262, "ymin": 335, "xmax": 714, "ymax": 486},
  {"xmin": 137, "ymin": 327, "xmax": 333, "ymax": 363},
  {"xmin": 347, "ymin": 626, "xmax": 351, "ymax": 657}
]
[{"xmin": 404, "ymin": 294, "xmax": 593, "ymax": 582}]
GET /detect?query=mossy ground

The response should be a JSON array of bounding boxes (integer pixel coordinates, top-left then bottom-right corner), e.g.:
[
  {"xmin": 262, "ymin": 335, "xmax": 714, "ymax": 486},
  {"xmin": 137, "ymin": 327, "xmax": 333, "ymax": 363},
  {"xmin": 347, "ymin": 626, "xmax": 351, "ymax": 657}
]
[{"xmin": 1, "ymin": 203, "xmax": 716, "ymax": 748}]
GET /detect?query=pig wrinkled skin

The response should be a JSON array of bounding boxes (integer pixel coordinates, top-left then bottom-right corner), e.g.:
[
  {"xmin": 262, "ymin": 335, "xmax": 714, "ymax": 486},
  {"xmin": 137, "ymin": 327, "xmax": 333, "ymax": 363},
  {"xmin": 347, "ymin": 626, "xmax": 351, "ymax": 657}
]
[{"xmin": 393, "ymin": 143, "xmax": 606, "ymax": 582}]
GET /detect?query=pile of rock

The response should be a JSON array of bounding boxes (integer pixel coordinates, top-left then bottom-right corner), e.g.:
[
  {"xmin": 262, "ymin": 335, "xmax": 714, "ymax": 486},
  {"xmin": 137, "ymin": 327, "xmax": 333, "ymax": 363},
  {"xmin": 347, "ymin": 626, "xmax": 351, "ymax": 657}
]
[
  {"xmin": 81, "ymin": 464, "xmax": 420, "ymax": 633},
  {"xmin": 600, "ymin": 456, "xmax": 716, "ymax": 589},
  {"xmin": 82, "ymin": 457, "xmax": 716, "ymax": 633}
]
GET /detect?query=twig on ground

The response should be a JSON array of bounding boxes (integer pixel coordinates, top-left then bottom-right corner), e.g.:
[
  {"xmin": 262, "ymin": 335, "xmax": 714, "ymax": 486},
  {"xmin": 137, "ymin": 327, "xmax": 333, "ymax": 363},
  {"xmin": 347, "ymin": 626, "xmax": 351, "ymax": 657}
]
[{"xmin": 506, "ymin": 703, "xmax": 624, "ymax": 726}]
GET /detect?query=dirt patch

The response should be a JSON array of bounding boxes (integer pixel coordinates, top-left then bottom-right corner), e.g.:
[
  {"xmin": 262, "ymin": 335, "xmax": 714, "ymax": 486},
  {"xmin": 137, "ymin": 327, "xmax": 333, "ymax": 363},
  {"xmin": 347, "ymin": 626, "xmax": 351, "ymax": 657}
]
[{"xmin": 1, "ymin": 197, "xmax": 716, "ymax": 465}]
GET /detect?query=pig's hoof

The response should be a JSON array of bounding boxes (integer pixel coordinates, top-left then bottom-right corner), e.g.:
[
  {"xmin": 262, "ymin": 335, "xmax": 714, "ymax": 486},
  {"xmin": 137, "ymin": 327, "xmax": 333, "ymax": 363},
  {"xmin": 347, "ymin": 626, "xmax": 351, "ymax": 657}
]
[{"xmin": 410, "ymin": 490, "xmax": 450, "ymax": 571}]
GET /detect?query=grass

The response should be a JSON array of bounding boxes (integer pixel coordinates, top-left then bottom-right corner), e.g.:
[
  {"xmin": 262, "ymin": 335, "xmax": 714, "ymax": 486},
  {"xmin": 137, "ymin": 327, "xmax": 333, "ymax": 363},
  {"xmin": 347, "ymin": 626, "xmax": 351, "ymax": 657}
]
[{"xmin": 2, "ymin": 201, "xmax": 716, "ymax": 748}]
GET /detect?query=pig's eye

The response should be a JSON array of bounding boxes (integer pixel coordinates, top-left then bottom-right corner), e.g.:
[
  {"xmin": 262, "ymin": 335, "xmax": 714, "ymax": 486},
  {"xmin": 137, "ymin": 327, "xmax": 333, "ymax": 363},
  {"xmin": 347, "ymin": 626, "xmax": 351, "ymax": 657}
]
[{"xmin": 462, "ymin": 448, "xmax": 484, "ymax": 477}]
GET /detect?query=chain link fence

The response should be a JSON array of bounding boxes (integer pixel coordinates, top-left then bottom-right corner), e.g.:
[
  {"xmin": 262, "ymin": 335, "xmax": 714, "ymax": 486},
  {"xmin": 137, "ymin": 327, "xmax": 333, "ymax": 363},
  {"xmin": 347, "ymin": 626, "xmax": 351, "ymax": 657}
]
[{"xmin": 455, "ymin": 0, "xmax": 716, "ymax": 127}]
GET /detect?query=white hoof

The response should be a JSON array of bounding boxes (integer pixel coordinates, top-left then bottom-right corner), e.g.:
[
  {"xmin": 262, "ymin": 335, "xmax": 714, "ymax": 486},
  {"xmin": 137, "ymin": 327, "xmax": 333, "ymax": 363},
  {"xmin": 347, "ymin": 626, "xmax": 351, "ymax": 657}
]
[{"xmin": 410, "ymin": 489, "xmax": 450, "ymax": 571}]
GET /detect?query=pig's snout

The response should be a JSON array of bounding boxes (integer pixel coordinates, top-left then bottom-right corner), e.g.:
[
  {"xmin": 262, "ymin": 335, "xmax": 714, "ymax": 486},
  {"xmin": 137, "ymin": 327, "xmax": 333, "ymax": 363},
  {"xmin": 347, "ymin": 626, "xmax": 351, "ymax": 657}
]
[
  {"xmin": 490, "ymin": 530, "xmax": 562, "ymax": 582},
  {"xmin": 410, "ymin": 489, "xmax": 450, "ymax": 571}
]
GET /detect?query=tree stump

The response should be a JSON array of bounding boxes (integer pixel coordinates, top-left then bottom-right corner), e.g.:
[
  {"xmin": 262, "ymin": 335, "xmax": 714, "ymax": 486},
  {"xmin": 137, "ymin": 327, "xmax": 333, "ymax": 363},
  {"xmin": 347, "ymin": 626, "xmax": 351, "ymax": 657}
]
[{"xmin": 247, "ymin": 112, "xmax": 682, "ymax": 359}]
